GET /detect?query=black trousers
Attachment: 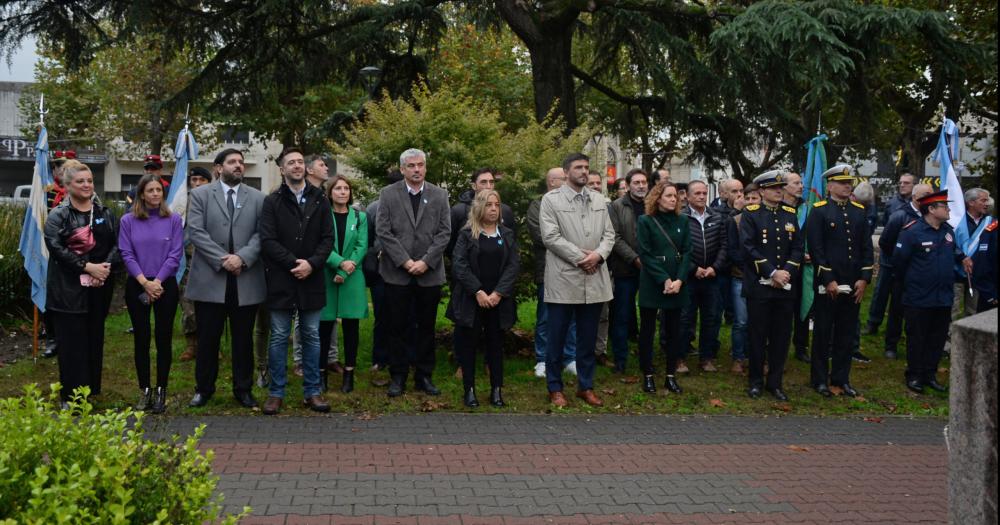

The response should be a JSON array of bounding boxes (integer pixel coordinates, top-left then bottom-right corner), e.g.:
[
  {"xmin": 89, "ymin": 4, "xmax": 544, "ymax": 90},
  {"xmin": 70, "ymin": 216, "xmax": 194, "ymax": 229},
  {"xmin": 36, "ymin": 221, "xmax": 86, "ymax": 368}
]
[
  {"xmin": 320, "ymin": 318, "xmax": 359, "ymax": 369},
  {"xmin": 791, "ymin": 283, "xmax": 810, "ymax": 355},
  {"xmin": 903, "ymin": 306, "xmax": 950, "ymax": 383},
  {"xmin": 386, "ymin": 283, "xmax": 441, "ymax": 380},
  {"xmin": 53, "ymin": 283, "xmax": 114, "ymax": 401},
  {"xmin": 455, "ymin": 306, "xmax": 503, "ymax": 390},
  {"xmin": 747, "ymin": 297, "xmax": 794, "ymax": 390},
  {"xmin": 639, "ymin": 307, "xmax": 682, "ymax": 376},
  {"xmin": 810, "ymin": 294, "xmax": 859, "ymax": 387},
  {"xmin": 194, "ymin": 296, "xmax": 257, "ymax": 396},
  {"xmin": 884, "ymin": 278, "xmax": 906, "ymax": 353},
  {"xmin": 125, "ymin": 276, "xmax": 179, "ymax": 389}
]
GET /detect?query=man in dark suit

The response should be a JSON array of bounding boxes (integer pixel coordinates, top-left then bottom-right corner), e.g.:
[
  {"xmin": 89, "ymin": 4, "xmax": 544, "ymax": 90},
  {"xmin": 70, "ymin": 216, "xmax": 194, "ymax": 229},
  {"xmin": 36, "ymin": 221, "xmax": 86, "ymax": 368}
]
[
  {"xmin": 376, "ymin": 148, "xmax": 452, "ymax": 397},
  {"xmin": 185, "ymin": 149, "xmax": 267, "ymax": 409}
]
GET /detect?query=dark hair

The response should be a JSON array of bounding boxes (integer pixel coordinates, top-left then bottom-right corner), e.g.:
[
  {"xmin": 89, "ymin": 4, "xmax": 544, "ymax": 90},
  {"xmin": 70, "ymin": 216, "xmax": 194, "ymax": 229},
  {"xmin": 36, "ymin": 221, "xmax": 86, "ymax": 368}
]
[
  {"xmin": 325, "ymin": 174, "xmax": 354, "ymax": 206},
  {"xmin": 625, "ymin": 168, "xmax": 648, "ymax": 185},
  {"xmin": 189, "ymin": 166, "xmax": 212, "ymax": 183},
  {"xmin": 899, "ymin": 172, "xmax": 915, "ymax": 182},
  {"xmin": 133, "ymin": 174, "xmax": 171, "ymax": 219},
  {"xmin": 213, "ymin": 148, "xmax": 243, "ymax": 166},
  {"xmin": 561, "ymin": 152, "xmax": 589, "ymax": 172},
  {"xmin": 471, "ymin": 167, "xmax": 494, "ymax": 184},
  {"xmin": 674, "ymin": 182, "xmax": 688, "ymax": 192},
  {"xmin": 744, "ymin": 183, "xmax": 760, "ymax": 194},
  {"xmin": 386, "ymin": 169, "xmax": 404, "ymax": 185},
  {"xmin": 276, "ymin": 146, "xmax": 304, "ymax": 166},
  {"xmin": 305, "ymin": 154, "xmax": 325, "ymax": 168}
]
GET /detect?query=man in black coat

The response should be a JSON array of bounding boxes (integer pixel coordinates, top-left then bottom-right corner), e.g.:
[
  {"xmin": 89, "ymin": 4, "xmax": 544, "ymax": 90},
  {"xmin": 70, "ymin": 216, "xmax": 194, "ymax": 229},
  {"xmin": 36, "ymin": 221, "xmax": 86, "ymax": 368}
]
[
  {"xmin": 447, "ymin": 168, "xmax": 516, "ymax": 256},
  {"xmin": 259, "ymin": 147, "xmax": 334, "ymax": 415}
]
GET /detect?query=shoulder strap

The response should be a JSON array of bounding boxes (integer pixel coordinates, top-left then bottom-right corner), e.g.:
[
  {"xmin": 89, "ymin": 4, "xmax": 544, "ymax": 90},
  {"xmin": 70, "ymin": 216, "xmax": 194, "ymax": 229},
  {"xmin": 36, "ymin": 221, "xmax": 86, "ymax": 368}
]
[{"xmin": 650, "ymin": 216, "xmax": 681, "ymax": 255}]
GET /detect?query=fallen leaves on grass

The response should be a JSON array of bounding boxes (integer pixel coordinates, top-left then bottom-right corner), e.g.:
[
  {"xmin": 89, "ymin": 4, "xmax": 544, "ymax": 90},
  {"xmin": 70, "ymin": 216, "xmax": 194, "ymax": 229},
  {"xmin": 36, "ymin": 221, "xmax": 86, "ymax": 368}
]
[
  {"xmin": 864, "ymin": 417, "xmax": 884, "ymax": 423},
  {"xmin": 787, "ymin": 445, "xmax": 810, "ymax": 452},
  {"xmin": 773, "ymin": 403, "xmax": 792, "ymax": 412},
  {"xmin": 601, "ymin": 389, "xmax": 616, "ymax": 395},
  {"xmin": 709, "ymin": 398, "xmax": 726, "ymax": 408},
  {"xmin": 356, "ymin": 411, "xmax": 377, "ymax": 421},
  {"xmin": 420, "ymin": 400, "xmax": 449, "ymax": 412},
  {"xmin": 829, "ymin": 385, "xmax": 845, "ymax": 396},
  {"xmin": 619, "ymin": 376, "xmax": 640, "ymax": 384}
]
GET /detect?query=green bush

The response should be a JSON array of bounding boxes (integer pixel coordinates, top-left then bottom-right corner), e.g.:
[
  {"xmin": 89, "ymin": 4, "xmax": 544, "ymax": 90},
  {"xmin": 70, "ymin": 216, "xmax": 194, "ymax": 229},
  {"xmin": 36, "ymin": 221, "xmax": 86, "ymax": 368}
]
[
  {"xmin": 0, "ymin": 203, "xmax": 32, "ymax": 319},
  {"xmin": 0, "ymin": 384, "xmax": 248, "ymax": 524}
]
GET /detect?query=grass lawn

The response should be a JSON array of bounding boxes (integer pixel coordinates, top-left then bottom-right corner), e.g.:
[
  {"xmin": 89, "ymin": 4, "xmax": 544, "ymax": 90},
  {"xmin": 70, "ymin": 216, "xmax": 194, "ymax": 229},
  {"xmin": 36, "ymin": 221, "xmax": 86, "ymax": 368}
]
[{"xmin": 0, "ymin": 286, "xmax": 950, "ymax": 418}]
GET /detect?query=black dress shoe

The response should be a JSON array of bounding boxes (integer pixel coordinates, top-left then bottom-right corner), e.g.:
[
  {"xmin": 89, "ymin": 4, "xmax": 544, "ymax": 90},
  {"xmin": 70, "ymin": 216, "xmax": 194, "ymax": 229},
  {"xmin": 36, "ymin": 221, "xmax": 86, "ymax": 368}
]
[
  {"xmin": 766, "ymin": 387, "xmax": 789, "ymax": 401},
  {"xmin": 463, "ymin": 387, "xmax": 479, "ymax": 408},
  {"xmin": 188, "ymin": 392, "xmax": 212, "ymax": 407},
  {"xmin": 815, "ymin": 384, "xmax": 832, "ymax": 398},
  {"xmin": 884, "ymin": 350, "xmax": 898, "ymax": 360},
  {"xmin": 852, "ymin": 351, "xmax": 871, "ymax": 363},
  {"xmin": 415, "ymin": 377, "xmax": 441, "ymax": 396},
  {"xmin": 925, "ymin": 380, "xmax": 948, "ymax": 392},
  {"xmin": 906, "ymin": 379, "xmax": 924, "ymax": 394},
  {"xmin": 642, "ymin": 375, "xmax": 656, "ymax": 393},
  {"xmin": 387, "ymin": 376, "xmax": 405, "ymax": 397},
  {"xmin": 136, "ymin": 387, "xmax": 153, "ymax": 411},
  {"xmin": 837, "ymin": 383, "xmax": 859, "ymax": 397},
  {"xmin": 794, "ymin": 350, "xmax": 810, "ymax": 363},
  {"xmin": 747, "ymin": 386, "xmax": 762, "ymax": 399},
  {"xmin": 341, "ymin": 370, "xmax": 355, "ymax": 393},
  {"xmin": 663, "ymin": 376, "xmax": 682, "ymax": 394},
  {"xmin": 234, "ymin": 391, "xmax": 258, "ymax": 408},
  {"xmin": 489, "ymin": 387, "xmax": 504, "ymax": 407}
]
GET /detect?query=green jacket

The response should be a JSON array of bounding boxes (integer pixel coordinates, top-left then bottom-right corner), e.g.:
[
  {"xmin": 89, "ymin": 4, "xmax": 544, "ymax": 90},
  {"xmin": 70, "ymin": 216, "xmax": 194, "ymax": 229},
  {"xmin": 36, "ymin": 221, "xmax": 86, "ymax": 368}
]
[
  {"xmin": 637, "ymin": 212, "xmax": 691, "ymax": 310},
  {"xmin": 321, "ymin": 207, "xmax": 369, "ymax": 321}
]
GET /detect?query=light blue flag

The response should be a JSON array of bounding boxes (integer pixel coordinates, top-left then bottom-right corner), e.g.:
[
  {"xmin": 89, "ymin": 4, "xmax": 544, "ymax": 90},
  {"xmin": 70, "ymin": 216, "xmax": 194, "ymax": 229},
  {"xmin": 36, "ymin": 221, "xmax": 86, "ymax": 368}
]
[
  {"xmin": 166, "ymin": 127, "xmax": 198, "ymax": 281},
  {"xmin": 931, "ymin": 119, "xmax": 972, "ymax": 274},
  {"xmin": 798, "ymin": 134, "xmax": 827, "ymax": 320},
  {"xmin": 18, "ymin": 127, "xmax": 52, "ymax": 312}
]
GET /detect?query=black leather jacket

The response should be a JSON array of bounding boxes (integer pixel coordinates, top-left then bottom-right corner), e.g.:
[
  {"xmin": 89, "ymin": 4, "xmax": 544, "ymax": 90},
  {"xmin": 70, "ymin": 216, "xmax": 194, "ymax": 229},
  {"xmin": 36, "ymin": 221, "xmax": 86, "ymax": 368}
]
[{"xmin": 44, "ymin": 201, "xmax": 119, "ymax": 313}]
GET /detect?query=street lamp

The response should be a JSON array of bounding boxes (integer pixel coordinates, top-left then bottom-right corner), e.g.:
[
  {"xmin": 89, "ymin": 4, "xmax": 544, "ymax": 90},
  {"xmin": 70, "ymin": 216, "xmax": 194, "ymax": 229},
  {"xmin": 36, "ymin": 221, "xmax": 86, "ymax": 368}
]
[{"xmin": 359, "ymin": 66, "xmax": 381, "ymax": 97}]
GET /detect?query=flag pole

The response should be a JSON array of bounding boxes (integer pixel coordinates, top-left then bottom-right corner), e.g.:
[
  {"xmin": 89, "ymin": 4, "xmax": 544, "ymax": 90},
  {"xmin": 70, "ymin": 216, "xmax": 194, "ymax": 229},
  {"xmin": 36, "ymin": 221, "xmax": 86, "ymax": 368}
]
[{"xmin": 32, "ymin": 95, "xmax": 47, "ymax": 363}]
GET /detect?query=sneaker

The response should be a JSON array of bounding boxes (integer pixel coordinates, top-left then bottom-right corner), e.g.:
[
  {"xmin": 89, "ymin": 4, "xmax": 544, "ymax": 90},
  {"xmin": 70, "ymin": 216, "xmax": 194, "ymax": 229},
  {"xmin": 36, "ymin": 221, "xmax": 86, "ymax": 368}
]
[
  {"xmin": 700, "ymin": 360, "xmax": 718, "ymax": 373},
  {"xmin": 534, "ymin": 362, "xmax": 546, "ymax": 378},
  {"xmin": 852, "ymin": 351, "xmax": 872, "ymax": 363},
  {"xmin": 293, "ymin": 362, "xmax": 304, "ymax": 377},
  {"xmin": 255, "ymin": 368, "xmax": 270, "ymax": 388},
  {"xmin": 676, "ymin": 360, "xmax": 690, "ymax": 374},
  {"xmin": 730, "ymin": 360, "xmax": 744, "ymax": 375},
  {"xmin": 564, "ymin": 361, "xmax": 578, "ymax": 376}
]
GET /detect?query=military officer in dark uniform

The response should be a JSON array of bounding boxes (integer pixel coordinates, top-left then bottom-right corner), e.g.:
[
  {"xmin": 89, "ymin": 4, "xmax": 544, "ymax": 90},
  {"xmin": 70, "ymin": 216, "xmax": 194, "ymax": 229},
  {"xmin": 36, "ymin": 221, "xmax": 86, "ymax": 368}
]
[
  {"xmin": 739, "ymin": 170, "xmax": 804, "ymax": 401},
  {"xmin": 805, "ymin": 165, "xmax": 874, "ymax": 398},
  {"xmin": 891, "ymin": 191, "xmax": 973, "ymax": 394}
]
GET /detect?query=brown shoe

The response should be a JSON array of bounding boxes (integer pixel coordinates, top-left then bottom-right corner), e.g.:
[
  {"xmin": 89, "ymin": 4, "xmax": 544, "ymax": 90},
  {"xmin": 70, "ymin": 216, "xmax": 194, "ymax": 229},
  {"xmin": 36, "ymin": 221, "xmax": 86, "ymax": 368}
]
[
  {"xmin": 549, "ymin": 391, "xmax": 569, "ymax": 408},
  {"xmin": 700, "ymin": 360, "xmax": 718, "ymax": 373},
  {"xmin": 596, "ymin": 354, "xmax": 613, "ymax": 367},
  {"xmin": 676, "ymin": 360, "xmax": 690, "ymax": 374},
  {"xmin": 454, "ymin": 367, "xmax": 463, "ymax": 379},
  {"xmin": 262, "ymin": 396, "xmax": 282, "ymax": 415},
  {"xmin": 576, "ymin": 389, "xmax": 604, "ymax": 407},
  {"xmin": 179, "ymin": 348, "xmax": 196, "ymax": 362},
  {"xmin": 303, "ymin": 395, "xmax": 330, "ymax": 413},
  {"xmin": 730, "ymin": 360, "xmax": 745, "ymax": 375},
  {"xmin": 180, "ymin": 335, "xmax": 197, "ymax": 361},
  {"xmin": 327, "ymin": 361, "xmax": 345, "ymax": 373},
  {"xmin": 293, "ymin": 363, "xmax": 304, "ymax": 377}
]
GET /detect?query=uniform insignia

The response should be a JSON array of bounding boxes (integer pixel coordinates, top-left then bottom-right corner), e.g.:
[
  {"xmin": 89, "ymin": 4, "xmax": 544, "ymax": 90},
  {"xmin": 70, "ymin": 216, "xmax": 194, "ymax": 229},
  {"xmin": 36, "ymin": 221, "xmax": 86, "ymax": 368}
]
[
  {"xmin": 851, "ymin": 201, "xmax": 865, "ymax": 209},
  {"xmin": 903, "ymin": 220, "xmax": 917, "ymax": 229},
  {"xmin": 782, "ymin": 205, "xmax": 796, "ymax": 214},
  {"xmin": 746, "ymin": 204, "xmax": 760, "ymax": 211},
  {"xmin": 784, "ymin": 222, "xmax": 795, "ymax": 232},
  {"xmin": 986, "ymin": 221, "xmax": 998, "ymax": 232},
  {"xmin": 813, "ymin": 200, "xmax": 828, "ymax": 208},
  {"xmin": 945, "ymin": 232, "xmax": 953, "ymax": 243}
]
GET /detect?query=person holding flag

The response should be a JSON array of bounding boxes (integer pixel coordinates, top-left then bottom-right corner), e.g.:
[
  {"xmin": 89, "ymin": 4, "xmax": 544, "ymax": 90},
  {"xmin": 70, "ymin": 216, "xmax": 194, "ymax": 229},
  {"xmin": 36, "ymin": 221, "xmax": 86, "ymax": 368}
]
[
  {"xmin": 957, "ymin": 188, "xmax": 993, "ymax": 315},
  {"xmin": 38, "ymin": 149, "xmax": 76, "ymax": 359},
  {"xmin": 892, "ymin": 190, "xmax": 972, "ymax": 394},
  {"xmin": 805, "ymin": 165, "xmax": 873, "ymax": 398}
]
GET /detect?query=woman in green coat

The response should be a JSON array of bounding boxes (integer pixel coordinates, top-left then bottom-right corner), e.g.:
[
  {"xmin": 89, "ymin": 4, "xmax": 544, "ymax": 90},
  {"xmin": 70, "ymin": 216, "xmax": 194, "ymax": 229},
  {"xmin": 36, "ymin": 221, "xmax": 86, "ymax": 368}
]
[
  {"xmin": 637, "ymin": 181, "xmax": 692, "ymax": 395},
  {"xmin": 321, "ymin": 175, "xmax": 369, "ymax": 393}
]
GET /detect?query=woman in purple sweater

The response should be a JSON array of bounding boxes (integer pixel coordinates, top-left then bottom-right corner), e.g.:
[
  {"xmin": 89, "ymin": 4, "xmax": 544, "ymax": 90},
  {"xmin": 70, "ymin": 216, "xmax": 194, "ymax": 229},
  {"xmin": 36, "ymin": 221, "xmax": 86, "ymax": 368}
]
[{"xmin": 118, "ymin": 173, "xmax": 184, "ymax": 413}]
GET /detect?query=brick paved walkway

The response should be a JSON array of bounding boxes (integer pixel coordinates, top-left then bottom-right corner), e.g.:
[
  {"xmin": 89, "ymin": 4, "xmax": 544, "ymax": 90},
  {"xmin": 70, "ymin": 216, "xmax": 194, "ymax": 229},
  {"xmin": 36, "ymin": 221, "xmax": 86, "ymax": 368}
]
[{"xmin": 150, "ymin": 415, "xmax": 947, "ymax": 524}]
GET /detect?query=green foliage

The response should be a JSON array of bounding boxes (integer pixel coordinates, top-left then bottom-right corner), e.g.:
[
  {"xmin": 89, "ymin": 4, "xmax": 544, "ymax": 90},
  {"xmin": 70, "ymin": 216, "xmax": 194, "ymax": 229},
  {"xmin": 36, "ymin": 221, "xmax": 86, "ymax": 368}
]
[
  {"xmin": 0, "ymin": 204, "xmax": 31, "ymax": 319},
  {"xmin": 0, "ymin": 384, "xmax": 248, "ymax": 524}
]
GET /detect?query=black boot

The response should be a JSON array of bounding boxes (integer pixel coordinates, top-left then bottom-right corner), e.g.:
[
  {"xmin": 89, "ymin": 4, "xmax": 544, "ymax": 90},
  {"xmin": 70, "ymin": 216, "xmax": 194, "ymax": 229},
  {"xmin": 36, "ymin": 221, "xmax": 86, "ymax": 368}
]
[
  {"xmin": 664, "ymin": 375, "xmax": 683, "ymax": 394},
  {"xmin": 642, "ymin": 375, "xmax": 656, "ymax": 393},
  {"xmin": 341, "ymin": 369, "xmax": 355, "ymax": 393},
  {"xmin": 151, "ymin": 387, "xmax": 167, "ymax": 414},
  {"xmin": 490, "ymin": 387, "xmax": 504, "ymax": 407},
  {"xmin": 464, "ymin": 387, "xmax": 479, "ymax": 408},
  {"xmin": 387, "ymin": 375, "xmax": 405, "ymax": 397},
  {"xmin": 136, "ymin": 387, "xmax": 152, "ymax": 411}
]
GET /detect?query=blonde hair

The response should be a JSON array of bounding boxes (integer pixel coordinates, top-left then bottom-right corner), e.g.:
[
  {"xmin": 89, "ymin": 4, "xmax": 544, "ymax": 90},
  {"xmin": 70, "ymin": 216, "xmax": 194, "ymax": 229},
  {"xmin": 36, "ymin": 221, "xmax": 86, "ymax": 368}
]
[
  {"xmin": 468, "ymin": 190, "xmax": 501, "ymax": 239},
  {"xmin": 60, "ymin": 159, "xmax": 91, "ymax": 186}
]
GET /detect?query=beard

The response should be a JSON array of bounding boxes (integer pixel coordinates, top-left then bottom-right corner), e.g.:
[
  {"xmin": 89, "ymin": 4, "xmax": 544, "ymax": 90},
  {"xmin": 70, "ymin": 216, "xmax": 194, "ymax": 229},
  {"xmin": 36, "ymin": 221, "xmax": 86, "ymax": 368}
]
[{"xmin": 221, "ymin": 169, "xmax": 243, "ymax": 185}]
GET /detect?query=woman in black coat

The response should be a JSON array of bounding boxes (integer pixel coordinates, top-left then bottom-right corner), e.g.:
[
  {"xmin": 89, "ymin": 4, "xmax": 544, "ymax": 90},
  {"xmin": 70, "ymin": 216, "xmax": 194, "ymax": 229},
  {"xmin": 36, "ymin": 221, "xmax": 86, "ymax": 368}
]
[
  {"xmin": 43, "ymin": 160, "xmax": 119, "ymax": 407},
  {"xmin": 447, "ymin": 190, "xmax": 519, "ymax": 408}
]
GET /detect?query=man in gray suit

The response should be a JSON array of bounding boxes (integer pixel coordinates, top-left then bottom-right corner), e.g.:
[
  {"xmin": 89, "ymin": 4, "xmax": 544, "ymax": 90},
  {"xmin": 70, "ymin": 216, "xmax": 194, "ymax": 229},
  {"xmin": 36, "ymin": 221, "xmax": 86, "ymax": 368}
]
[
  {"xmin": 376, "ymin": 148, "xmax": 451, "ymax": 397},
  {"xmin": 185, "ymin": 148, "xmax": 266, "ymax": 409}
]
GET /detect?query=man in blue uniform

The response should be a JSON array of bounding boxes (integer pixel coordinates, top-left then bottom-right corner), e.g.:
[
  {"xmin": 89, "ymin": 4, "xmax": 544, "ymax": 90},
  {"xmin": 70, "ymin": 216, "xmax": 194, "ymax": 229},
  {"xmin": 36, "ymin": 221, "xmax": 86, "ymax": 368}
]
[
  {"xmin": 891, "ymin": 191, "xmax": 973, "ymax": 394},
  {"xmin": 739, "ymin": 171, "xmax": 804, "ymax": 401},
  {"xmin": 971, "ymin": 218, "xmax": 997, "ymax": 312},
  {"xmin": 805, "ymin": 166, "xmax": 874, "ymax": 398},
  {"xmin": 867, "ymin": 172, "xmax": 917, "ymax": 335}
]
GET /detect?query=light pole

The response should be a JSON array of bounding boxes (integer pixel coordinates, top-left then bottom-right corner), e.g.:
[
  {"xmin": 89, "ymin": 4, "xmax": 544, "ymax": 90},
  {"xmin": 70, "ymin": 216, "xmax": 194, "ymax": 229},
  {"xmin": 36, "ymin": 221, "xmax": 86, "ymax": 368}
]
[{"xmin": 360, "ymin": 66, "xmax": 381, "ymax": 98}]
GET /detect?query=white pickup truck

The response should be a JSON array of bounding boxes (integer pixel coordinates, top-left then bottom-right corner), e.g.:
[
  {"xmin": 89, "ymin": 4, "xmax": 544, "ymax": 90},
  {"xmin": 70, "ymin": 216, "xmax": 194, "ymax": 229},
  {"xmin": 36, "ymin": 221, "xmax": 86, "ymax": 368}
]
[{"xmin": 0, "ymin": 185, "xmax": 31, "ymax": 205}]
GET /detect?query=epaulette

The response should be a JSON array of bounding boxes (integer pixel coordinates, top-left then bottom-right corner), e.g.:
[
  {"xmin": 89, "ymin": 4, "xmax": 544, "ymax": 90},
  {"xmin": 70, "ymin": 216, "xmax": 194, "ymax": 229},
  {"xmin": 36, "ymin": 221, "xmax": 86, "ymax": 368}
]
[
  {"xmin": 813, "ymin": 200, "xmax": 827, "ymax": 208},
  {"xmin": 902, "ymin": 220, "xmax": 917, "ymax": 230},
  {"xmin": 782, "ymin": 205, "xmax": 797, "ymax": 214},
  {"xmin": 851, "ymin": 201, "xmax": 865, "ymax": 209},
  {"xmin": 746, "ymin": 204, "xmax": 760, "ymax": 211},
  {"xmin": 986, "ymin": 221, "xmax": 998, "ymax": 232}
]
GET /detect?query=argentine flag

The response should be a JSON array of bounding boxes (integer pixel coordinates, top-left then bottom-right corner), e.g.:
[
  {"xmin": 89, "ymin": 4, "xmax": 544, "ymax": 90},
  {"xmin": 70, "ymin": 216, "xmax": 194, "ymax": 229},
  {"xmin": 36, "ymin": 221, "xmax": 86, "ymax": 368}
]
[
  {"xmin": 18, "ymin": 127, "xmax": 53, "ymax": 311},
  {"xmin": 932, "ymin": 119, "xmax": 982, "ymax": 268},
  {"xmin": 166, "ymin": 127, "xmax": 198, "ymax": 281}
]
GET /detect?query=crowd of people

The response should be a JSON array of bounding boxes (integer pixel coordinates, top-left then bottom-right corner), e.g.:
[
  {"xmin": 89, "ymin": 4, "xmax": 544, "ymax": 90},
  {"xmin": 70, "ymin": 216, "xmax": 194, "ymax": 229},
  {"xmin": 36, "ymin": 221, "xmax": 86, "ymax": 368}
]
[{"xmin": 40, "ymin": 147, "xmax": 997, "ymax": 411}]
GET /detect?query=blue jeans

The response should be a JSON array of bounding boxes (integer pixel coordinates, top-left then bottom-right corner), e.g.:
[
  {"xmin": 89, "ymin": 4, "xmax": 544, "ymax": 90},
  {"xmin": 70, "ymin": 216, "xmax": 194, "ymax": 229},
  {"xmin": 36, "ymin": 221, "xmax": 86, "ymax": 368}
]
[
  {"xmin": 610, "ymin": 276, "xmax": 639, "ymax": 367},
  {"xmin": 679, "ymin": 277, "xmax": 722, "ymax": 360},
  {"xmin": 730, "ymin": 278, "xmax": 748, "ymax": 361},
  {"xmin": 268, "ymin": 308, "xmax": 322, "ymax": 399},
  {"xmin": 534, "ymin": 287, "xmax": 576, "ymax": 365},
  {"xmin": 546, "ymin": 303, "xmax": 602, "ymax": 393}
]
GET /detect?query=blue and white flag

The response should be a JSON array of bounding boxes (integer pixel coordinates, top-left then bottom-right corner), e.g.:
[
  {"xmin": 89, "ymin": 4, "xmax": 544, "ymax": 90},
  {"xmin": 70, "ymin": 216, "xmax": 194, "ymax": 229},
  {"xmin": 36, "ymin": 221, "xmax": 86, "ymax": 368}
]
[
  {"xmin": 166, "ymin": 127, "xmax": 198, "ymax": 281},
  {"xmin": 931, "ymin": 119, "xmax": 972, "ymax": 261},
  {"xmin": 18, "ymin": 127, "xmax": 52, "ymax": 311}
]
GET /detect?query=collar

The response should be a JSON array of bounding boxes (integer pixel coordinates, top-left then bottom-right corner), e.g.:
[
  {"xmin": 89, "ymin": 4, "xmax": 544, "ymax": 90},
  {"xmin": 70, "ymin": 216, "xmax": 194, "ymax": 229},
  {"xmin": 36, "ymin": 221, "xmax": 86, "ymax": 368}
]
[
  {"xmin": 688, "ymin": 206, "xmax": 710, "ymax": 220},
  {"xmin": 406, "ymin": 182, "xmax": 425, "ymax": 195},
  {"xmin": 558, "ymin": 183, "xmax": 590, "ymax": 202},
  {"xmin": 831, "ymin": 197, "xmax": 849, "ymax": 207},
  {"xmin": 968, "ymin": 212, "xmax": 983, "ymax": 225},
  {"xmin": 221, "ymin": 180, "xmax": 241, "ymax": 195},
  {"xmin": 909, "ymin": 202, "xmax": 919, "ymax": 213}
]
